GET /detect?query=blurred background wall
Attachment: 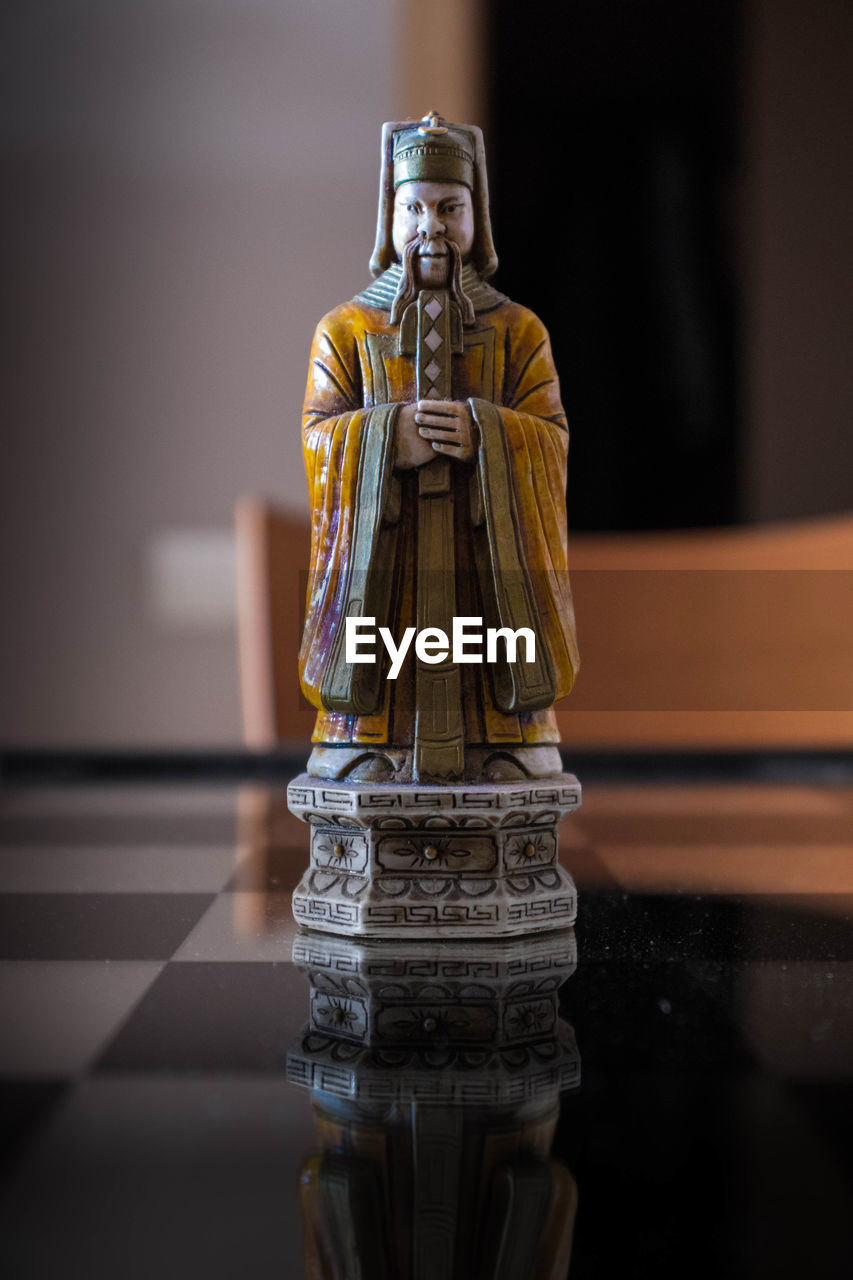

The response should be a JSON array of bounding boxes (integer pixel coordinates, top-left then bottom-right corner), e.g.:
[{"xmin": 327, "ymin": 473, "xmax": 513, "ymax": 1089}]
[{"xmin": 2, "ymin": 0, "xmax": 851, "ymax": 747}]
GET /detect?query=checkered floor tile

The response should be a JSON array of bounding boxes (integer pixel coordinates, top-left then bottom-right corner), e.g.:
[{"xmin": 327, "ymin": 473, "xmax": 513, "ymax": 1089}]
[{"xmin": 0, "ymin": 780, "xmax": 850, "ymax": 1279}]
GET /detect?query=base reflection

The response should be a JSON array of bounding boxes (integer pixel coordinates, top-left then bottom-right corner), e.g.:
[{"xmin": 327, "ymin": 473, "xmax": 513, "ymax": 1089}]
[{"xmin": 287, "ymin": 931, "xmax": 580, "ymax": 1279}]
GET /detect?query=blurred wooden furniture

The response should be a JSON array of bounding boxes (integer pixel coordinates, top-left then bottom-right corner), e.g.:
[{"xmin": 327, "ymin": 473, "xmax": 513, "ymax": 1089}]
[
  {"xmin": 561, "ymin": 514, "xmax": 853, "ymax": 748},
  {"xmin": 235, "ymin": 498, "xmax": 313, "ymax": 749},
  {"xmin": 236, "ymin": 498, "xmax": 853, "ymax": 750}
]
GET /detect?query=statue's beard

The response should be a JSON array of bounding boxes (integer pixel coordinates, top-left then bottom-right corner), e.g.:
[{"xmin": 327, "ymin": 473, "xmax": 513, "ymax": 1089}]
[{"xmin": 390, "ymin": 234, "xmax": 475, "ymax": 326}]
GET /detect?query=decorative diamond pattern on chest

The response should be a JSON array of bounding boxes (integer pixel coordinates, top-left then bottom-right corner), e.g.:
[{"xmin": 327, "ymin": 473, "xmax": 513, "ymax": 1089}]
[{"xmin": 416, "ymin": 290, "xmax": 452, "ymax": 400}]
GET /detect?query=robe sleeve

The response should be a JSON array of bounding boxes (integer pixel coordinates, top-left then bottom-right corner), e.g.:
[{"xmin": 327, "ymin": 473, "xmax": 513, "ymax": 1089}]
[
  {"xmin": 298, "ymin": 310, "xmax": 400, "ymax": 713},
  {"xmin": 470, "ymin": 307, "xmax": 579, "ymax": 708}
]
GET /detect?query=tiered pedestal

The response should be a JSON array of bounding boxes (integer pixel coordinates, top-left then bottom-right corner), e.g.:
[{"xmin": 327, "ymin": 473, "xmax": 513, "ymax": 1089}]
[{"xmin": 287, "ymin": 773, "xmax": 581, "ymax": 938}]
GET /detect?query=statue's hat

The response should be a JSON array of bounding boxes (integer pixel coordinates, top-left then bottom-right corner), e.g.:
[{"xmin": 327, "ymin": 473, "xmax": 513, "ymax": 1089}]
[{"xmin": 370, "ymin": 111, "xmax": 498, "ymax": 280}]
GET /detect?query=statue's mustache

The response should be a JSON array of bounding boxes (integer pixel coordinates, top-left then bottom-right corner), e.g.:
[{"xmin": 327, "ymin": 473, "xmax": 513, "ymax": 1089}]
[
  {"xmin": 390, "ymin": 234, "xmax": 474, "ymax": 325},
  {"xmin": 410, "ymin": 231, "xmax": 449, "ymax": 255}
]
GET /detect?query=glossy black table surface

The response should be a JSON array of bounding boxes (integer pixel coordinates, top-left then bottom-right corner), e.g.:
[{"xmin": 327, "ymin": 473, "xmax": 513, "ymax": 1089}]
[{"xmin": 0, "ymin": 774, "xmax": 851, "ymax": 1278}]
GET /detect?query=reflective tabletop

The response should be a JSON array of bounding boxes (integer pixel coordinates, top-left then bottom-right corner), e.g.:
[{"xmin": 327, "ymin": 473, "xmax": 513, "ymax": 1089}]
[{"xmin": 1, "ymin": 774, "xmax": 851, "ymax": 1278}]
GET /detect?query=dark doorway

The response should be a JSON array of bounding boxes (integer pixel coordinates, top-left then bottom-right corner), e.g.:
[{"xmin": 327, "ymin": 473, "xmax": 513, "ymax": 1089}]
[{"xmin": 487, "ymin": 0, "xmax": 741, "ymax": 531}]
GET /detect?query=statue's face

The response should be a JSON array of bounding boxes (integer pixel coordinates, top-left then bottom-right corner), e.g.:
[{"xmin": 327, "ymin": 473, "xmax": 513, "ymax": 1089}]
[{"xmin": 392, "ymin": 180, "xmax": 475, "ymax": 287}]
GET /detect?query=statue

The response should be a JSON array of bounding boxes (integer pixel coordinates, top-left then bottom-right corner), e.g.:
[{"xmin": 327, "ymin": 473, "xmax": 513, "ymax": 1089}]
[
  {"xmin": 299, "ymin": 112, "xmax": 579, "ymax": 787},
  {"xmin": 288, "ymin": 114, "xmax": 581, "ymax": 938}
]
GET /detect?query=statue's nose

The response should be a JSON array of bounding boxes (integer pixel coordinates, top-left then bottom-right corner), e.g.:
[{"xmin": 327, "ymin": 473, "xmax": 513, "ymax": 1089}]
[{"xmin": 419, "ymin": 209, "xmax": 445, "ymax": 238}]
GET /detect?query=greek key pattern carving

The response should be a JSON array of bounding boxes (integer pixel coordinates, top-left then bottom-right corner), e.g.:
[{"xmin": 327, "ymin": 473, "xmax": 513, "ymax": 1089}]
[
  {"xmin": 506, "ymin": 894, "xmax": 575, "ymax": 923},
  {"xmin": 292, "ymin": 896, "xmax": 359, "ymax": 925},
  {"xmin": 286, "ymin": 1052, "xmax": 574, "ymax": 1105},
  {"xmin": 288, "ymin": 786, "xmax": 357, "ymax": 814},
  {"xmin": 288, "ymin": 775, "xmax": 581, "ymax": 824},
  {"xmin": 291, "ymin": 935, "xmax": 577, "ymax": 984},
  {"xmin": 364, "ymin": 902, "xmax": 500, "ymax": 926},
  {"xmin": 294, "ymin": 875, "xmax": 576, "ymax": 931},
  {"xmin": 285, "ymin": 1057, "xmax": 355, "ymax": 1095},
  {"xmin": 293, "ymin": 938, "xmax": 368, "ymax": 975}
]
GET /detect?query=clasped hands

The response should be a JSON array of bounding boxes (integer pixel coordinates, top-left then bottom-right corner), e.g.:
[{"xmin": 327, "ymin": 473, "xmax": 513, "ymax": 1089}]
[{"xmin": 394, "ymin": 399, "xmax": 477, "ymax": 470}]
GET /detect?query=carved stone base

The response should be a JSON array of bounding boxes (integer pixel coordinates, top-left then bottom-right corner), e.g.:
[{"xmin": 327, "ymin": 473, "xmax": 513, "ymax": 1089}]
[{"xmin": 287, "ymin": 773, "xmax": 581, "ymax": 938}]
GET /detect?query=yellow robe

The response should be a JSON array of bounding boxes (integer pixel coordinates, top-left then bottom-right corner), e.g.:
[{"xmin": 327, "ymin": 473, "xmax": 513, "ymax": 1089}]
[{"xmin": 298, "ymin": 273, "xmax": 579, "ymax": 756}]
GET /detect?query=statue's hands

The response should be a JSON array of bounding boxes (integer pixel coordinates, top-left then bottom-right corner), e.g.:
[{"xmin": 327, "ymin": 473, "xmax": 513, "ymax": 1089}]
[
  {"xmin": 394, "ymin": 400, "xmax": 478, "ymax": 469},
  {"xmin": 415, "ymin": 399, "xmax": 477, "ymax": 464},
  {"xmin": 394, "ymin": 402, "xmax": 437, "ymax": 470}
]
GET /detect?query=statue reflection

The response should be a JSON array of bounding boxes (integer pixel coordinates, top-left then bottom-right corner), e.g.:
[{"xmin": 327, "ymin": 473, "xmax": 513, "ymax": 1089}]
[{"xmin": 286, "ymin": 931, "xmax": 580, "ymax": 1279}]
